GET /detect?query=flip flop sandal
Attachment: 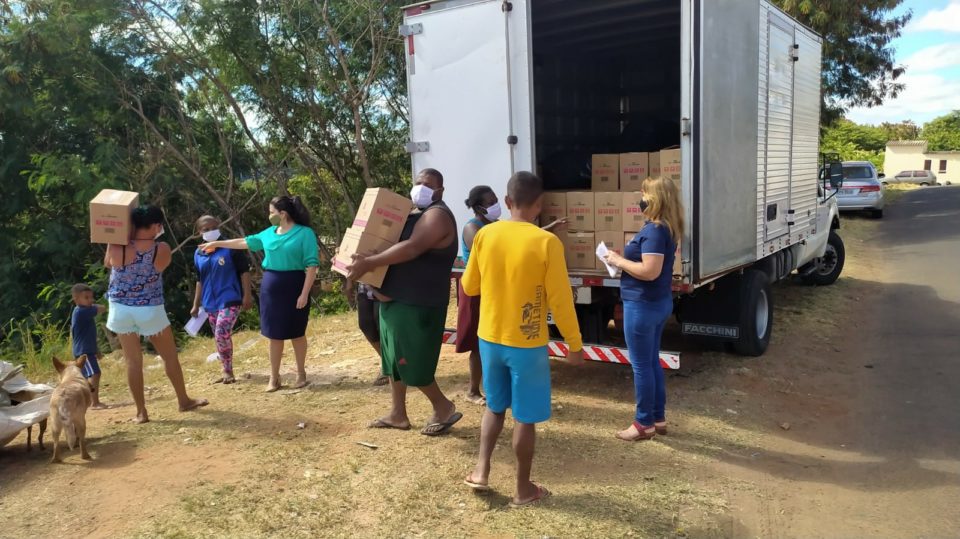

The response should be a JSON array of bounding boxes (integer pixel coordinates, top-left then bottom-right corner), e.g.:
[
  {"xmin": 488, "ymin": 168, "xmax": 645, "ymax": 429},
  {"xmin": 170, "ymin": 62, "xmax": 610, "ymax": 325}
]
[
  {"xmin": 368, "ymin": 418, "xmax": 411, "ymax": 430},
  {"xmin": 420, "ymin": 411, "xmax": 464, "ymax": 436},
  {"xmin": 508, "ymin": 484, "xmax": 551, "ymax": 508},
  {"xmin": 463, "ymin": 475, "xmax": 491, "ymax": 492}
]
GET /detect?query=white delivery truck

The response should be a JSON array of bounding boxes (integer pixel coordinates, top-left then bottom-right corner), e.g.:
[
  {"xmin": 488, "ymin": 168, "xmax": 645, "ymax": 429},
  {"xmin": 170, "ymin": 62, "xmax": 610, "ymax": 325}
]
[{"xmin": 400, "ymin": 0, "xmax": 845, "ymax": 365}]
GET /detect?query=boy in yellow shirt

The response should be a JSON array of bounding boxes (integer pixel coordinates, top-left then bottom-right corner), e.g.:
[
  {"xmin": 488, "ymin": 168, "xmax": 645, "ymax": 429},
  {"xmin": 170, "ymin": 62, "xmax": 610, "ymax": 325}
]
[{"xmin": 460, "ymin": 171, "xmax": 583, "ymax": 507}]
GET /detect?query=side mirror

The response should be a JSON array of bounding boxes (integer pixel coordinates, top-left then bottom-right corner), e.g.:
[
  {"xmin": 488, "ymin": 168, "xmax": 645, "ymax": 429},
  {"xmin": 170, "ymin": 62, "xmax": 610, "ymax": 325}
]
[
  {"xmin": 828, "ymin": 162, "xmax": 843, "ymax": 190},
  {"xmin": 878, "ymin": 172, "xmax": 886, "ymax": 179}
]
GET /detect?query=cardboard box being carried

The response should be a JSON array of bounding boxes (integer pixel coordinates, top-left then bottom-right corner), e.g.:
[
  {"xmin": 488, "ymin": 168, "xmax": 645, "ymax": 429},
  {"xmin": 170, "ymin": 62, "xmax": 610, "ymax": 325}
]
[
  {"xmin": 622, "ymin": 192, "xmax": 646, "ymax": 232},
  {"xmin": 591, "ymin": 154, "xmax": 619, "ymax": 192},
  {"xmin": 596, "ymin": 231, "xmax": 625, "ymax": 258},
  {"xmin": 90, "ymin": 189, "xmax": 139, "ymax": 244},
  {"xmin": 648, "ymin": 152, "xmax": 661, "ymax": 178},
  {"xmin": 566, "ymin": 232, "xmax": 596, "ymax": 270},
  {"xmin": 619, "ymin": 152, "xmax": 649, "ymax": 192},
  {"xmin": 593, "ymin": 192, "xmax": 623, "ymax": 232},
  {"xmin": 566, "ymin": 192, "xmax": 595, "ymax": 231},
  {"xmin": 353, "ymin": 188, "xmax": 413, "ymax": 243},
  {"xmin": 540, "ymin": 192, "xmax": 568, "ymax": 226},
  {"xmin": 660, "ymin": 148, "xmax": 681, "ymax": 183},
  {"xmin": 332, "ymin": 227, "xmax": 394, "ymax": 287}
]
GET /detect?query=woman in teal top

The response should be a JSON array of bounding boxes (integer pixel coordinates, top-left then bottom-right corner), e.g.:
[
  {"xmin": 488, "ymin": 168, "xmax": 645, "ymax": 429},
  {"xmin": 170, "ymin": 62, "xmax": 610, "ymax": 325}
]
[{"xmin": 200, "ymin": 196, "xmax": 319, "ymax": 392}]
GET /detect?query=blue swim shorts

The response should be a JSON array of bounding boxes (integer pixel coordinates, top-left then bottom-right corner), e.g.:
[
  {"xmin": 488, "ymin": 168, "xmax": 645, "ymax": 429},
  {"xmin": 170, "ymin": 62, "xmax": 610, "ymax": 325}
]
[{"xmin": 479, "ymin": 339, "xmax": 551, "ymax": 424}]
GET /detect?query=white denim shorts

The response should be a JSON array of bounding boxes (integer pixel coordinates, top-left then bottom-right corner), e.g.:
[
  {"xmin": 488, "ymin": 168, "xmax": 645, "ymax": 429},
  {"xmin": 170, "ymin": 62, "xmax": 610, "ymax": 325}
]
[{"xmin": 106, "ymin": 302, "xmax": 170, "ymax": 337}]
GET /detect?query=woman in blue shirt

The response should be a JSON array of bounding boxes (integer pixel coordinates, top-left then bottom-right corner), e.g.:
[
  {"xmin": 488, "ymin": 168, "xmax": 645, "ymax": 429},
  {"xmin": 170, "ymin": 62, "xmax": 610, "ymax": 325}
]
[
  {"xmin": 604, "ymin": 177, "xmax": 684, "ymax": 441},
  {"xmin": 191, "ymin": 215, "xmax": 253, "ymax": 385},
  {"xmin": 200, "ymin": 196, "xmax": 319, "ymax": 392}
]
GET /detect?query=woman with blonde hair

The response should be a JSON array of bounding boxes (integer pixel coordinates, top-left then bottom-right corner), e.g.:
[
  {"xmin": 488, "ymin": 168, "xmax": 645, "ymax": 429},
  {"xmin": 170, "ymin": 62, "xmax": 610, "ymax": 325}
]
[{"xmin": 604, "ymin": 176, "xmax": 684, "ymax": 441}]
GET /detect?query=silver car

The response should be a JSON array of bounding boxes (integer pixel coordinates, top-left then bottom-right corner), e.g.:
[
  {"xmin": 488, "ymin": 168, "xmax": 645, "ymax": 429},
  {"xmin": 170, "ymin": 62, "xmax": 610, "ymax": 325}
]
[
  {"xmin": 836, "ymin": 161, "xmax": 885, "ymax": 218},
  {"xmin": 889, "ymin": 170, "xmax": 938, "ymax": 186}
]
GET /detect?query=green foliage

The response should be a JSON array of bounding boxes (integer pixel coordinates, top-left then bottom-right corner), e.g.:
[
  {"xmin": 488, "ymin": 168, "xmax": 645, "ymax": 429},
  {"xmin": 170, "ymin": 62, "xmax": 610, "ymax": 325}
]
[
  {"xmin": 821, "ymin": 119, "xmax": 886, "ymax": 170},
  {"xmin": 772, "ymin": 0, "xmax": 910, "ymax": 123},
  {"xmin": 313, "ymin": 279, "xmax": 351, "ymax": 317},
  {"xmin": 0, "ymin": 315, "xmax": 72, "ymax": 380},
  {"xmin": 922, "ymin": 111, "xmax": 960, "ymax": 152}
]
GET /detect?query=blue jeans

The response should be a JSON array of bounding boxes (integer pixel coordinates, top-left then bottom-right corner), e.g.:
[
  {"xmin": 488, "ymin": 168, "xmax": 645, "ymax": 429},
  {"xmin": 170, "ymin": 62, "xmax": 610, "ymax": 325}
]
[{"xmin": 623, "ymin": 297, "xmax": 673, "ymax": 427}]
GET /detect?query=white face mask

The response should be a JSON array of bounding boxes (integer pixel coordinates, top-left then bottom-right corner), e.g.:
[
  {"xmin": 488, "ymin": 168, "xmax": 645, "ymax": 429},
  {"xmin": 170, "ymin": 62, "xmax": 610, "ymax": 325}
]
[
  {"xmin": 410, "ymin": 184, "xmax": 435, "ymax": 208},
  {"xmin": 201, "ymin": 229, "xmax": 221, "ymax": 242},
  {"xmin": 484, "ymin": 203, "xmax": 502, "ymax": 221}
]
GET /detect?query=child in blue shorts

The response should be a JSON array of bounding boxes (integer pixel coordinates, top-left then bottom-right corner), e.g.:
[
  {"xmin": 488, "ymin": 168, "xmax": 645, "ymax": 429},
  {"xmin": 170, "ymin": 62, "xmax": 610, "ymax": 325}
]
[
  {"xmin": 71, "ymin": 283, "xmax": 108, "ymax": 409},
  {"xmin": 460, "ymin": 172, "xmax": 584, "ymax": 507}
]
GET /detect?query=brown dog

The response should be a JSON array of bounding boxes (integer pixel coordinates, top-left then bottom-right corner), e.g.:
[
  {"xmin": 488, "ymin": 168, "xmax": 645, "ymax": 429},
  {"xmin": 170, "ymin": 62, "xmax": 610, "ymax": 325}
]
[{"xmin": 49, "ymin": 356, "xmax": 93, "ymax": 463}]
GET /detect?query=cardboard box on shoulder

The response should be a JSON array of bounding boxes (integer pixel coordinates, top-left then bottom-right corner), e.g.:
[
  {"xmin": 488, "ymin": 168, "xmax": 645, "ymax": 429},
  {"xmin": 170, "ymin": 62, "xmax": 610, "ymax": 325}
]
[
  {"xmin": 331, "ymin": 227, "xmax": 395, "ymax": 287},
  {"xmin": 648, "ymin": 152, "xmax": 661, "ymax": 178},
  {"xmin": 619, "ymin": 152, "xmax": 649, "ymax": 192},
  {"xmin": 593, "ymin": 192, "xmax": 623, "ymax": 232},
  {"xmin": 90, "ymin": 189, "xmax": 140, "ymax": 244},
  {"xmin": 565, "ymin": 232, "xmax": 596, "ymax": 270},
  {"xmin": 540, "ymin": 192, "xmax": 567, "ymax": 225},
  {"xmin": 566, "ymin": 192, "xmax": 595, "ymax": 231},
  {"xmin": 596, "ymin": 231, "xmax": 625, "ymax": 258},
  {"xmin": 621, "ymin": 192, "xmax": 645, "ymax": 232},
  {"xmin": 660, "ymin": 148, "xmax": 681, "ymax": 183},
  {"xmin": 591, "ymin": 154, "xmax": 619, "ymax": 191},
  {"xmin": 353, "ymin": 188, "xmax": 413, "ymax": 243}
]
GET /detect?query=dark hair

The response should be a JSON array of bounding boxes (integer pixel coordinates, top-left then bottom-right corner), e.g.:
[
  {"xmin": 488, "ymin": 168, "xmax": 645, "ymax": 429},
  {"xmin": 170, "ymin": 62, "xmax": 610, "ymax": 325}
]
[
  {"xmin": 196, "ymin": 214, "xmax": 219, "ymax": 230},
  {"xmin": 418, "ymin": 168, "xmax": 444, "ymax": 187},
  {"xmin": 507, "ymin": 171, "xmax": 543, "ymax": 208},
  {"xmin": 465, "ymin": 185, "xmax": 495, "ymax": 213},
  {"xmin": 131, "ymin": 205, "xmax": 165, "ymax": 230},
  {"xmin": 71, "ymin": 283, "xmax": 93, "ymax": 295},
  {"xmin": 271, "ymin": 195, "xmax": 311, "ymax": 226}
]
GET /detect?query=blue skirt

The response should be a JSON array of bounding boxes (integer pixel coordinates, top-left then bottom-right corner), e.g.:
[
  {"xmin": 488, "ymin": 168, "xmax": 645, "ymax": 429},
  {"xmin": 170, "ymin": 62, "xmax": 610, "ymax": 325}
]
[{"xmin": 260, "ymin": 270, "xmax": 309, "ymax": 340}]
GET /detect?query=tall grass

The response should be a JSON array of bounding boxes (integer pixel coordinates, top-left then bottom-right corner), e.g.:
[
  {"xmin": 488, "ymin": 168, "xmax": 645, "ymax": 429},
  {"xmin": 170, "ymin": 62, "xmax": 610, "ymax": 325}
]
[{"xmin": 0, "ymin": 314, "xmax": 71, "ymax": 380}]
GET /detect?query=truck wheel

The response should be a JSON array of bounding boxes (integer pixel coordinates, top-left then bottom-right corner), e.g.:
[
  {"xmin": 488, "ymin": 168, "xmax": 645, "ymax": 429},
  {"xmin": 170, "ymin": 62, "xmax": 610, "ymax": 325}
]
[
  {"xmin": 732, "ymin": 270, "xmax": 772, "ymax": 357},
  {"xmin": 800, "ymin": 231, "xmax": 845, "ymax": 286}
]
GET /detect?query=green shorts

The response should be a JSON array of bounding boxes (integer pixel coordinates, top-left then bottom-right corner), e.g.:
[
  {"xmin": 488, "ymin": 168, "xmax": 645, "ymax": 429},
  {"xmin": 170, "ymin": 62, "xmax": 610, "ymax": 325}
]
[{"xmin": 379, "ymin": 301, "xmax": 447, "ymax": 387}]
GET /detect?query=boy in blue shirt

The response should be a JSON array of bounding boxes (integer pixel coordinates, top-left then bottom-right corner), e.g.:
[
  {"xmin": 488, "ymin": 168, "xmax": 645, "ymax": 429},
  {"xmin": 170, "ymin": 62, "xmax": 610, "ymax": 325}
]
[{"xmin": 71, "ymin": 283, "xmax": 108, "ymax": 409}]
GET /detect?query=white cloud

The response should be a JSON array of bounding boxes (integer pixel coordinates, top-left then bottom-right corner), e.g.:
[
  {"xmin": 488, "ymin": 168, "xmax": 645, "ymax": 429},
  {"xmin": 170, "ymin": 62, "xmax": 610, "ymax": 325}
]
[
  {"xmin": 908, "ymin": 0, "xmax": 960, "ymax": 33},
  {"xmin": 902, "ymin": 43, "xmax": 960, "ymax": 72},
  {"xmin": 846, "ymin": 72, "xmax": 960, "ymax": 125}
]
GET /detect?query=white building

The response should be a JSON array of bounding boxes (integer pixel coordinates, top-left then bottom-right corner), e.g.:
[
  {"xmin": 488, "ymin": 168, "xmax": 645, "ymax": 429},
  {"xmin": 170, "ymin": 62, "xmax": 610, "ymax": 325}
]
[{"xmin": 884, "ymin": 141, "xmax": 960, "ymax": 185}]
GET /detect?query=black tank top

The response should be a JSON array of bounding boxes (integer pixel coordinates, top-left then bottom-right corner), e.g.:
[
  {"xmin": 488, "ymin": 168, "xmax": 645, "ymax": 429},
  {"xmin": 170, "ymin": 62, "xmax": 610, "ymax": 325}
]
[{"xmin": 379, "ymin": 200, "xmax": 458, "ymax": 307}]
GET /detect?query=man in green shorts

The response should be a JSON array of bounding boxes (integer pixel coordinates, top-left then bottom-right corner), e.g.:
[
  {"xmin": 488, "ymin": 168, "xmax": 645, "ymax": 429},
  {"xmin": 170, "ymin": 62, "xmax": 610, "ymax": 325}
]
[{"xmin": 346, "ymin": 169, "xmax": 462, "ymax": 436}]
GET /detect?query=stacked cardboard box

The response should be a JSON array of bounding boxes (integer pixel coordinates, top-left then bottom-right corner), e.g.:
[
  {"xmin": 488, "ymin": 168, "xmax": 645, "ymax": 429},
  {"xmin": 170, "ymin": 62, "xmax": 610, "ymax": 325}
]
[
  {"xmin": 565, "ymin": 231, "xmax": 595, "ymax": 270},
  {"xmin": 660, "ymin": 147, "xmax": 681, "ymax": 186},
  {"xmin": 619, "ymin": 152, "xmax": 649, "ymax": 192},
  {"xmin": 332, "ymin": 188, "xmax": 412, "ymax": 287},
  {"xmin": 566, "ymin": 191, "xmax": 595, "ymax": 231},
  {"xmin": 90, "ymin": 189, "xmax": 140, "ymax": 244},
  {"xmin": 540, "ymin": 192, "xmax": 567, "ymax": 226},
  {"xmin": 591, "ymin": 154, "xmax": 619, "ymax": 191}
]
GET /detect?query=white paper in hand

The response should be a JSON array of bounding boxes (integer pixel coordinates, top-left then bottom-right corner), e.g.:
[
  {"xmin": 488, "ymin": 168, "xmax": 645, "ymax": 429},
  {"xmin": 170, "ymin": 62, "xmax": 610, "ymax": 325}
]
[
  {"xmin": 595, "ymin": 242, "xmax": 619, "ymax": 278},
  {"xmin": 185, "ymin": 308, "xmax": 207, "ymax": 337}
]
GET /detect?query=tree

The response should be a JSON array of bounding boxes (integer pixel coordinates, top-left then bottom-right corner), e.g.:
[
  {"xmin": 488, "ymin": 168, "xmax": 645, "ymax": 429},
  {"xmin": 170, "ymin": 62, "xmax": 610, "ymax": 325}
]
[
  {"xmin": 879, "ymin": 120, "xmax": 920, "ymax": 142},
  {"xmin": 921, "ymin": 111, "xmax": 960, "ymax": 152},
  {"xmin": 821, "ymin": 119, "xmax": 885, "ymax": 170},
  {"xmin": 772, "ymin": 0, "xmax": 911, "ymax": 124}
]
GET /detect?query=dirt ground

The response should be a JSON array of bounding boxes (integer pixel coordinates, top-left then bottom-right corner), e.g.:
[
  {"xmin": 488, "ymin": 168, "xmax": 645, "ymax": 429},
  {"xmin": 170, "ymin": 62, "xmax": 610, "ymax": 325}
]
[{"xmin": 1, "ymin": 189, "xmax": 957, "ymax": 538}]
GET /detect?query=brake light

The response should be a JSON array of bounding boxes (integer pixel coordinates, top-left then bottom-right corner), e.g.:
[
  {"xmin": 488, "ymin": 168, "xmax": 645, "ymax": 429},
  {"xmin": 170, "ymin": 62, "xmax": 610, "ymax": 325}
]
[{"xmin": 860, "ymin": 185, "xmax": 881, "ymax": 193}]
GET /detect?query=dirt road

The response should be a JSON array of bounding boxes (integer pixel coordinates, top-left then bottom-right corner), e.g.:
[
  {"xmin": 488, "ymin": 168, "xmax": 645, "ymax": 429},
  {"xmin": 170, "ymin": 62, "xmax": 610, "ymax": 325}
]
[{"xmin": 711, "ymin": 186, "xmax": 960, "ymax": 537}]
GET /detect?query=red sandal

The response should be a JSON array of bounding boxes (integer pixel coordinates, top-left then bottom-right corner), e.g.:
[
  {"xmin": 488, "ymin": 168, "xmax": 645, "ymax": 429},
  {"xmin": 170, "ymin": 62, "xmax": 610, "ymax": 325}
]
[{"xmin": 616, "ymin": 421, "xmax": 656, "ymax": 441}]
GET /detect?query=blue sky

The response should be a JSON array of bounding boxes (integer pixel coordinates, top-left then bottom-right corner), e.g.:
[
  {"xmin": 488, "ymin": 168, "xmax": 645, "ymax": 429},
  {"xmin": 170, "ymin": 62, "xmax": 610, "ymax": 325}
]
[{"xmin": 846, "ymin": 0, "xmax": 960, "ymax": 126}]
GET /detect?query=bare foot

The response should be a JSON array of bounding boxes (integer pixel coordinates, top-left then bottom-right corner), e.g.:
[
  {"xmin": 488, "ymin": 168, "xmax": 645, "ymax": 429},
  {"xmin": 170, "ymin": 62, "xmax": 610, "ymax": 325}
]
[
  {"xmin": 222, "ymin": 374, "xmax": 236, "ymax": 385},
  {"xmin": 91, "ymin": 402, "xmax": 109, "ymax": 410},
  {"xmin": 291, "ymin": 378, "xmax": 310, "ymax": 389},
  {"xmin": 265, "ymin": 379, "xmax": 282, "ymax": 393},
  {"xmin": 179, "ymin": 398, "xmax": 209, "ymax": 412},
  {"xmin": 131, "ymin": 413, "xmax": 150, "ymax": 424},
  {"xmin": 368, "ymin": 417, "xmax": 411, "ymax": 430}
]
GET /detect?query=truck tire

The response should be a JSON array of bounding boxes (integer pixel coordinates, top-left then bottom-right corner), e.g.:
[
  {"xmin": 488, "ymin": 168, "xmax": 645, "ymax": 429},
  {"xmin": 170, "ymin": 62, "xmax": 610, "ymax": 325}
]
[
  {"xmin": 800, "ymin": 231, "xmax": 845, "ymax": 286},
  {"xmin": 732, "ymin": 269, "xmax": 773, "ymax": 357}
]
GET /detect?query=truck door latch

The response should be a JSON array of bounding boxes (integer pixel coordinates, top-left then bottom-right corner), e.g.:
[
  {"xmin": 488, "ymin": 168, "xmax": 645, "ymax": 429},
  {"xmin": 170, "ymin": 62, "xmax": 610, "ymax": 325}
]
[{"xmin": 404, "ymin": 141, "xmax": 430, "ymax": 153}]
